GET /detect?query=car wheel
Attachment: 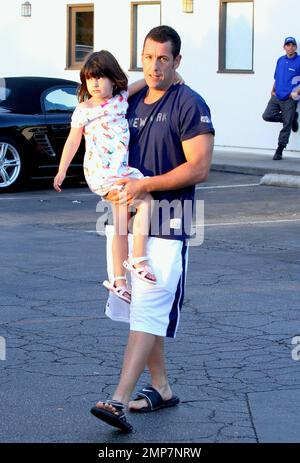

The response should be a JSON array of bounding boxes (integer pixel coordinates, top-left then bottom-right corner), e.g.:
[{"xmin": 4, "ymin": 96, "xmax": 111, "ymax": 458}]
[{"xmin": 0, "ymin": 137, "xmax": 27, "ymax": 192}]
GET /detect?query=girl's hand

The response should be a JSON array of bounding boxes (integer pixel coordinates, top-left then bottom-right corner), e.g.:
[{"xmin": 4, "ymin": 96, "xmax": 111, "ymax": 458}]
[
  {"xmin": 53, "ymin": 171, "xmax": 66, "ymax": 192},
  {"xmin": 174, "ymin": 72, "xmax": 184, "ymax": 85}
]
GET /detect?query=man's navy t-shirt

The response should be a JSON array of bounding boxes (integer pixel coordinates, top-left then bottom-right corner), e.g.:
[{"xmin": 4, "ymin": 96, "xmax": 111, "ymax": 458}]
[{"xmin": 127, "ymin": 83, "xmax": 214, "ymax": 240}]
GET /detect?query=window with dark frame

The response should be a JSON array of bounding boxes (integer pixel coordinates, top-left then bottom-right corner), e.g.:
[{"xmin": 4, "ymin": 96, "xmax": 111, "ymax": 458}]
[
  {"xmin": 67, "ymin": 4, "xmax": 94, "ymax": 70},
  {"xmin": 130, "ymin": 1, "xmax": 161, "ymax": 70},
  {"xmin": 219, "ymin": 0, "xmax": 254, "ymax": 73}
]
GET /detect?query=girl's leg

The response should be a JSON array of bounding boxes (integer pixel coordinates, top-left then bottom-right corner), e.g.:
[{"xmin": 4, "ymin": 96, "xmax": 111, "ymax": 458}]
[
  {"xmin": 132, "ymin": 193, "xmax": 153, "ymax": 260},
  {"xmin": 111, "ymin": 203, "xmax": 129, "ymax": 289},
  {"xmin": 130, "ymin": 193, "xmax": 155, "ymax": 281}
]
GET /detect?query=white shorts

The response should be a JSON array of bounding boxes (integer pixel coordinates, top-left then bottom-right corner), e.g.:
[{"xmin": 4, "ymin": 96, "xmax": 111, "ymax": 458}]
[{"xmin": 105, "ymin": 225, "xmax": 189, "ymax": 338}]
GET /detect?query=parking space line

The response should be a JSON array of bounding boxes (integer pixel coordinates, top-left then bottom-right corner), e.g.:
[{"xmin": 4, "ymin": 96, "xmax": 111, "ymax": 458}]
[
  {"xmin": 197, "ymin": 218, "xmax": 300, "ymax": 227},
  {"xmin": 83, "ymin": 217, "xmax": 300, "ymax": 234},
  {"xmin": 196, "ymin": 183, "xmax": 260, "ymax": 190},
  {"xmin": 0, "ymin": 183, "xmax": 260, "ymax": 200},
  {"xmin": 0, "ymin": 192, "xmax": 94, "ymax": 201}
]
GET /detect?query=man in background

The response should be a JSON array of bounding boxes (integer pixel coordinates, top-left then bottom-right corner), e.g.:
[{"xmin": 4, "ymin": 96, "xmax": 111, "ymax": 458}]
[{"xmin": 263, "ymin": 36, "xmax": 300, "ymax": 160}]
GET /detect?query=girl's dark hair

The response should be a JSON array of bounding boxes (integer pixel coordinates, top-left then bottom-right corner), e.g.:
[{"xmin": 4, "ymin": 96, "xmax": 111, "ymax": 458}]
[
  {"xmin": 78, "ymin": 50, "xmax": 128, "ymax": 102},
  {"xmin": 143, "ymin": 25, "xmax": 181, "ymax": 58}
]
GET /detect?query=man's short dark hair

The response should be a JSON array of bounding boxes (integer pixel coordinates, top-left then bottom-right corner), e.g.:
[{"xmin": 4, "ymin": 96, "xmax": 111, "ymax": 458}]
[{"xmin": 143, "ymin": 25, "xmax": 181, "ymax": 58}]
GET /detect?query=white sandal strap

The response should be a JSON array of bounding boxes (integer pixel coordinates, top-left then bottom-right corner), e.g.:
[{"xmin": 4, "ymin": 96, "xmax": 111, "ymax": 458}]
[
  {"xmin": 129, "ymin": 256, "xmax": 148, "ymax": 265},
  {"xmin": 115, "ymin": 286, "xmax": 130, "ymax": 294},
  {"xmin": 136, "ymin": 265, "xmax": 152, "ymax": 277},
  {"xmin": 114, "ymin": 276, "xmax": 126, "ymax": 281},
  {"xmin": 115, "ymin": 286, "xmax": 131, "ymax": 302}
]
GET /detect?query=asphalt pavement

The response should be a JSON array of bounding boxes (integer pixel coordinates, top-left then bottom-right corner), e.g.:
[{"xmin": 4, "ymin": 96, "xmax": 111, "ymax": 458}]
[{"xmin": 0, "ymin": 166, "xmax": 300, "ymax": 443}]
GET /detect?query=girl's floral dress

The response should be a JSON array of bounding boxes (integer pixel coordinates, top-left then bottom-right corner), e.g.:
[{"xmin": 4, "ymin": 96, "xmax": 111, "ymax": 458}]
[{"xmin": 71, "ymin": 90, "xmax": 143, "ymax": 196}]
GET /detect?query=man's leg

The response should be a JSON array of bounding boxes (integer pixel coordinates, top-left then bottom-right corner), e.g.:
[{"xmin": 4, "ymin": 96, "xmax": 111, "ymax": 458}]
[
  {"xmin": 95, "ymin": 237, "xmax": 186, "ymax": 417},
  {"xmin": 262, "ymin": 96, "xmax": 282, "ymax": 123},
  {"xmin": 273, "ymin": 99, "xmax": 298, "ymax": 160},
  {"xmin": 128, "ymin": 336, "xmax": 174, "ymax": 410},
  {"xmin": 94, "ymin": 330, "xmax": 157, "ymax": 413},
  {"xmin": 263, "ymin": 96, "xmax": 286, "ymax": 160},
  {"xmin": 278, "ymin": 99, "xmax": 298, "ymax": 147},
  {"xmin": 127, "ymin": 241, "xmax": 188, "ymax": 410}
]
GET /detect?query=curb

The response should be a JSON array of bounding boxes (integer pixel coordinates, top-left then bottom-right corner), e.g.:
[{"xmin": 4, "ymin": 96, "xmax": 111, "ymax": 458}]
[
  {"xmin": 260, "ymin": 174, "xmax": 300, "ymax": 188},
  {"xmin": 211, "ymin": 164, "xmax": 266, "ymax": 176},
  {"xmin": 211, "ymin": 163, "xmax": 300, "ymax": 177}
]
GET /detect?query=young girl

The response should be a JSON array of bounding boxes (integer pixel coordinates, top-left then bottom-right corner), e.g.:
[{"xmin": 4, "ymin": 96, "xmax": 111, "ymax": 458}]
[{"xmin": 53, "ymin": 50, "xmax": 157, "ymax": 304}]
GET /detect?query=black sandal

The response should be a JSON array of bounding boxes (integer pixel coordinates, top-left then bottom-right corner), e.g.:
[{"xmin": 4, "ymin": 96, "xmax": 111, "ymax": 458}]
[
  {"xmin": 129, "ymin": 386, "xmax": 180, "ymax": 413},
  {"xmin": 90, "ymin": 399, "xmax": 133, "ymax": 432}
]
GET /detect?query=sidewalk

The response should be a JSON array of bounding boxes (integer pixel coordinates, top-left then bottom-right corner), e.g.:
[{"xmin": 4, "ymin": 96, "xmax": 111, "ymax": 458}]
[{"xmin": 211, "ymin": 149, "xmax": 300, "ymax": 177}]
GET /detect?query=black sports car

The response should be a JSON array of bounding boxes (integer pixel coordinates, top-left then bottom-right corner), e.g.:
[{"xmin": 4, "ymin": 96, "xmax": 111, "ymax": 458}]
[{"xmin": 0, "ymin": 76, "xmax": 85, "ymax": 192}]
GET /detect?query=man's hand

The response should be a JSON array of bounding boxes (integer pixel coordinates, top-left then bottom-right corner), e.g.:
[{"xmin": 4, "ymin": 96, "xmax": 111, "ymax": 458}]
[
  {"xmin": 104, "ymin": 187, "xmax": 128, "ymax": 204},
  {"xmin": 291, "ymin": 90, "xmax": 300, "ymax": 100},
  {"xmin": 109, "ymin": 178, "xmax": 147, "ymax": 205}
]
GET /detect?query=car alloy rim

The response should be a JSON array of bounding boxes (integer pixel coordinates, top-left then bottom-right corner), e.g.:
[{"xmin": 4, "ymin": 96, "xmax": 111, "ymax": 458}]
[{"xmin": 0, "ymin": 142, "xmax": 21, "ymax": 187}]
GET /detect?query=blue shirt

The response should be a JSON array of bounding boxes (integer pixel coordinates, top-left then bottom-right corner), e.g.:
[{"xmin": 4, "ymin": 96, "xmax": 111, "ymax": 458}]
[
  {"xmin": 127, "ymin": 83, "xmax": 214, "ymax": 240},
  {"xmin": 274, "ymin": 53, "xmax": 300, "ymax": 100}
]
